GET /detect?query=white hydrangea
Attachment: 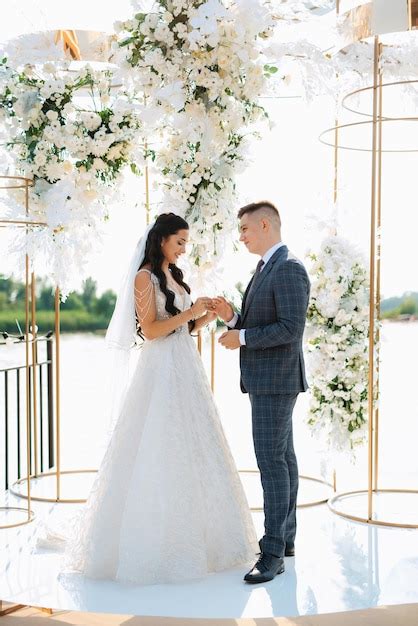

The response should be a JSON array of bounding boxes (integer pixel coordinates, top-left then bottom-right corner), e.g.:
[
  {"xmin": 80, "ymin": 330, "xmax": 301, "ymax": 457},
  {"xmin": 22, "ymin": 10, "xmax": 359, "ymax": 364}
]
[
  {"xmin": 116, "ymin": 0, "xmax": 275, "ymax": 284},
  {"xmin": 0, "ymin": 61, "xmax": 141, "ymax": 295},
  {"xmin": 306, "ymin": 234, "xmax": 373, "ymax": 457}
]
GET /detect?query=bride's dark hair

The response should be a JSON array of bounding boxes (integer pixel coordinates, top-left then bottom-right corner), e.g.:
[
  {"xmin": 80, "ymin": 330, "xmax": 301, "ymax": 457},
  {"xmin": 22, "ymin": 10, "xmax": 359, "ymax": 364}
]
[{"xmin": 138, "ymin": 212, "xmax": 193, "ymax": 324}]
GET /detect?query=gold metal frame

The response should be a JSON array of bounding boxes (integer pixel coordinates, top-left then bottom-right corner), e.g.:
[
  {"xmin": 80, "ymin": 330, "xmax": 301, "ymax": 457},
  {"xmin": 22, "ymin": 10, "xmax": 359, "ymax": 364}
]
[
  {"xmin": 55, "ymin": 30, "xmax": 81, "ymax": 60},
  {"xmin": 0, "ymin": 601, "xmax": 52, "ymax": 617},
  {"xmin": 0, "ymin": 507, "xmax": 34, "ymax": 529},
  {"xmin": 3, "ymin": 27, "xmax": 124, "ymax": 506},
  {"xmin": 0, "ymin": 176, "xmax": 36, "ymax": 530},
  {"xmin": 0, "ymin": 601, "xmax": 25, "ymax": 617},
  {"xmin": 239, "ymin": 470, "xmax": 334, "ymax": 510},
  {"xmin": 10, "ymin": 469, "xmax": 97, "ymax": 504},
  {"xmin": 409, "ymin": 0, "xmax": 418, "ymax": 29},
  {"xmin": 341, "ymin": 79, "xmax": 418, "ymax": 118},
  {"xmin": 328, "ymin": 489, "xmax": 418, "ymax": 529},
  {"xmin": 323, "ymin": 37, "xmax": 418, "ymax": 528},
  {"xmin": 0, "ymin": 220, "xmax": 46, "ymax": 227},
  {"xmin": 0, "ymin": 177, "xmax": 94, "ymax": 505},
  {"xmin": 318, "ymin": 117, "xmax": 418, "ymax": 152},
  {"xmin": 9, "ymin": 288, "xmax": 99, "ymax": 503}
]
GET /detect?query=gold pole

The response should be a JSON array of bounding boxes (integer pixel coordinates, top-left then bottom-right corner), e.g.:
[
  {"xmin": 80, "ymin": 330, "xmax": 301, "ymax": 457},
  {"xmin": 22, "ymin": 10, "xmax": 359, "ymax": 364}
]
[
  {"xmin": 55, "ymin": 287, "xmax": 61, "ymax": 501},
  {"xmin": 197, "ymin": 330, "xmax": 202, "ymax": 356},
  {"xmin": 145, "ymin": 145, "xmax": 150, "ymax": 225},
  {"xmin": 408, "ymin": 0, "xmax": 413, "ymax": 30},
  {"xmin": 0, "ymin": 177, "xmax": 35, "ymax": 530},
  {"xmin": 31, "ymin": 272, "xmax": 39, "ymax": 477},
  {"xmin": 25, "ymin": 182, "xmax": 31, "ymax": 518},
  {"xmin": 333, "ymin": 121, "xmax": 339, "ymax": 205},
  {"xmin": 0, "ymin": 602, "xmax": 25, "ymax": 617},
  {"xmin": 210, "ymin": 328, "xmax": 215, "ymax": 392},
  {"xmin": 367, "ymin": 36, "xmax": 380, "ymax": 522},
  {"xmin": 143, "ymin": 91, "xmax": 151, "ymax": 226},
  {"xmin": 332, "ymin": 95, "xmax": 339, "ymax": 489},
  {"xmin": 0, "ymin": 219, "xmax": 46, "ymax": 226},
  {"xmin": 54, "ymin": 30, "xmax": 81, "ymax": 60},
  {"xmin": 374, "ymin": 45, "xmax": 383, "ymax": 493}
]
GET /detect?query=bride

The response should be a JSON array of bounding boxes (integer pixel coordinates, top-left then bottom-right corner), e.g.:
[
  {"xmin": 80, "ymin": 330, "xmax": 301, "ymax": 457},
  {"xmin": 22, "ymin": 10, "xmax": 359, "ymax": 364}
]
[{"xmin": 61, "ymin": 212, "xmax": 257, "ymax": 585}]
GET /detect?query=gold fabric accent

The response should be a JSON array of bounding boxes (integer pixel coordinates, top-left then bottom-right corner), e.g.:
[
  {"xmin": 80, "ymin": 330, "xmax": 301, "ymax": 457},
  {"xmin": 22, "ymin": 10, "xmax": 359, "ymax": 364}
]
[{"xmin": 54, "ymin": 30, "xmax": 81, "ymax": 60}]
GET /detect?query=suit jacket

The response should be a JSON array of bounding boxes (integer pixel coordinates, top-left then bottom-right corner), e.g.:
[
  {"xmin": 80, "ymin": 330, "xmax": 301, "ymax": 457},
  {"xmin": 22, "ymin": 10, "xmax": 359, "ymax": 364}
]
[{"xmin": 235, "ymin": 245, "xmax": 310, "ymax": 395}]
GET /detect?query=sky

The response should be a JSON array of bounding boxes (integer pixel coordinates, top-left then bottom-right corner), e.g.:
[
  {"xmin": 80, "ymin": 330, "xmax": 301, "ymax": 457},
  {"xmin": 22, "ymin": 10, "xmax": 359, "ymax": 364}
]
[
  {"xmin": 1, "ymin": 1, "xmax": 418, "ymax": 299},
  {"xmin": 84, "ymin": 93, "xmax": 418, "ymax": 300}
]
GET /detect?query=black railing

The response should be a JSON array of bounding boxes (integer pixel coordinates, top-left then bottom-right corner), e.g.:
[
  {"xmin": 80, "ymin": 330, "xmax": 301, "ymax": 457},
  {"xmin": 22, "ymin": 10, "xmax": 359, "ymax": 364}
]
[{"xmin": 0, "ymin": 334, "xmax": 54, "ymax": 490}]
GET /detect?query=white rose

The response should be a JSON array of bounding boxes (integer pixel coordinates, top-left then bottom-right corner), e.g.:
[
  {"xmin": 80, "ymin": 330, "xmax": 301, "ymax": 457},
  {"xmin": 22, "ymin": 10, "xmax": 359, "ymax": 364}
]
[
  {"xmin": 107, "ymin": 144, "xmax": 124, "ymax": 160},
  {"xmin": 92, "ymin": 158, "xmax": 106, "ymax": 171},
  {"xmin": 34, "ymin": 153, "xmax": 47, "ymax": 166},
  {"xmin": 46, "ymin": 110, "xmax": 58, "ymax": 121},
  {"xmin": 163, "ymin": 11, "xmax": 173, "ymax": 23}
]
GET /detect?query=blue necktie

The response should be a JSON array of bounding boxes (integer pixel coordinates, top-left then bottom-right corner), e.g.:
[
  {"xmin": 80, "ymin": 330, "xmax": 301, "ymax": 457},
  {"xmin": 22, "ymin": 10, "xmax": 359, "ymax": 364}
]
[{"xmin": 246, "ymin": 259, "xmax": 264, "ymax": 301}]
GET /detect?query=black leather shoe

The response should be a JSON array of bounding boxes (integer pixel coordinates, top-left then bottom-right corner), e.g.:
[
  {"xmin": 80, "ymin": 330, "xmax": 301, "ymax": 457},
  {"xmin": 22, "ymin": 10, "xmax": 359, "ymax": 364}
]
[
  {"xmin": 258, "ymin": 538, "xmax": 295, "ymax": 557},
  {"xmin": 244, "ymin": 553, "xmax": 285, "ymax": 584}
]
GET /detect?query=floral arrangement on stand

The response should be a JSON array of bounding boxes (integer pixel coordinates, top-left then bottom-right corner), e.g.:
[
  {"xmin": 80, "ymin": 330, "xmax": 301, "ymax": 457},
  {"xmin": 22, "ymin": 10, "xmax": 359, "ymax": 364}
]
[
  {"xmin": 114, "ymin": 0, "xmax": 276, "ymax": 284},
  {"xmin": 306, "ymin": 234, "xmax": 372, "ymax": 456},
  {"xmin": 0, "ymin": 57, "xmax": 141, "ymax": 295}
]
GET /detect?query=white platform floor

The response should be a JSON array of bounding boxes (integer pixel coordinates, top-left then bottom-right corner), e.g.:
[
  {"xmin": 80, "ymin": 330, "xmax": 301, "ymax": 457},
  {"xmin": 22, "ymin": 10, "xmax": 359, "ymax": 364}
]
[
  {"xmin": 1, "ymin": 327, "xmax": 418, "ymax": 618},
  {"xmin": 1, "ymin": 487, "xmax": 418, "ymax": 619}
]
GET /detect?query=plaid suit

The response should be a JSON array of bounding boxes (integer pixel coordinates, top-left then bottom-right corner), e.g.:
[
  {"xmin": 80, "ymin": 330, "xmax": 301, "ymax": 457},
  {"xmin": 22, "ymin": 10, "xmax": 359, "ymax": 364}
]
[{"xmin": 235, "ymin": 245, "xmax": 310, "ymax": 557}]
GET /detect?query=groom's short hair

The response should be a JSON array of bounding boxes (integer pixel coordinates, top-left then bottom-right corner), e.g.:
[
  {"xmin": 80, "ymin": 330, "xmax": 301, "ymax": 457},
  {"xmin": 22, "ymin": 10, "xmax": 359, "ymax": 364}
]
[{"xmin": 238, "ymin": 201, "xmax": 281, "ymax": 229}]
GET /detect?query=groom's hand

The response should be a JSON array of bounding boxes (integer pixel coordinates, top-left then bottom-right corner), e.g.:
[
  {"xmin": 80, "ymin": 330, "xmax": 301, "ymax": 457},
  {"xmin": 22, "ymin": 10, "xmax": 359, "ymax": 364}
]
[
  {"xmin": 218, "ymin": 330, "xmax": 241, "ymax": 350},
  {"xmin": 212, "ymin": 296, "xmax": 234, "ymax": 323}
]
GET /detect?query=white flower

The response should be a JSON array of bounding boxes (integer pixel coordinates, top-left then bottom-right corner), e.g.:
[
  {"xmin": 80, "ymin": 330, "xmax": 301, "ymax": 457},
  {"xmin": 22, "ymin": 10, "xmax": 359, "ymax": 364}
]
[
  {"xmin": 34, "ymin": 152, "xmax": 47, "ymax": 167},
  {"xmin": 155, "ymin": 81, "xmax": 186, "ymax": 112},
  {"xmin": 79, "ymin": 111, "xmax": 102, "ymax": 132},
  {"xmin": 306, "ymin": 234, "xmax": 371, "ymax": 458},
  {"xmin": 46, "ymin": 110, "xmax": 58, "ymax": 121},
  {"xmin": 162, "ymin": 11, "xmax": 173, "ymax": 24},
  {"xmin": 1, "ymin": 61, "xmax": 140, "ymax": 294},
  {"xmin": 92, "ymin": 157, "xmax": 106, "ymax": 171},
  {"xmin": 113, "ymin": 0, "xmax": 271, "ymax": 284},
  {"xmin": 189, "ymin": 0, "xmax": 228, "ymax": 36}
]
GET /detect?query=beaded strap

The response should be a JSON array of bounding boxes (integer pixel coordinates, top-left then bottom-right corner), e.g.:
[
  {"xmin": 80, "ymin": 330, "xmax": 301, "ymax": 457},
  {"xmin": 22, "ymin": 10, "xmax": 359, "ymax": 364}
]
[{"xmin": 134, "ymin": 271, "xmax": 155, "ymax": 323}]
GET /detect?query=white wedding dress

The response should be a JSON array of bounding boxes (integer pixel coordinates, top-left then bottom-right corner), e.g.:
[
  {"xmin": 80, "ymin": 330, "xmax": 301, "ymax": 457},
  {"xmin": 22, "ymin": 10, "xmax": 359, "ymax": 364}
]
[{"xmin": 60, "ymin": 271, "xmax": 257, "ymax": 585}]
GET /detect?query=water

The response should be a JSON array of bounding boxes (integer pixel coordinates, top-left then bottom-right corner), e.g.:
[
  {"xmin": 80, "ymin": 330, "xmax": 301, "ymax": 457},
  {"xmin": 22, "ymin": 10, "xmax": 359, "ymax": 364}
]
[{"xmin": 1, "ymin": 322, "xmax": 418, "ymax": 499}]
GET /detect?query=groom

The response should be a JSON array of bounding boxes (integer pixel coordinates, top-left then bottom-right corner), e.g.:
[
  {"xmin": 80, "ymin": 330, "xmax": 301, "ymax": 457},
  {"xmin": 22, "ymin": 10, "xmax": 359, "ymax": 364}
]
[{"xmin": 214, "ymin": 201, "xmax": 310, "ymax": 584}]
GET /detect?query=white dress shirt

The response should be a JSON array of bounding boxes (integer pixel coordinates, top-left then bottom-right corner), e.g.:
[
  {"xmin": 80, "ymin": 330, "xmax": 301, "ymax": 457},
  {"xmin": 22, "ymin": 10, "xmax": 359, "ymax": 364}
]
[{"xmin": 228, "ymin": 242, "xmax": 285, "ymax": 345}]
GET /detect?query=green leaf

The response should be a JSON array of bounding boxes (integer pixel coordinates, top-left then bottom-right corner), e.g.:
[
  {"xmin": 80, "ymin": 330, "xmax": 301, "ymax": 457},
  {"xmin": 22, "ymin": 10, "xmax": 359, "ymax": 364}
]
[
  {"xmin": 130, "ymin": 162, "xmax": 142, "ymax": 176},
  {"xmin": 119, "ymin": 36, "xmax": 137, "ymax": 48},
  {"xmin": 263, "ymin": 64, "xmax": 279, "ymax": 74}
]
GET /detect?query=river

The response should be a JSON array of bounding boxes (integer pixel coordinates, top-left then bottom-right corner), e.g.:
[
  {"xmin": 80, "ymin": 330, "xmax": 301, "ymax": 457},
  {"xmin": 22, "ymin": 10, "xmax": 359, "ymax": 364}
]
[{"xmin": 1, "ymin": 322, "xmax": 417, "ymax": 504}]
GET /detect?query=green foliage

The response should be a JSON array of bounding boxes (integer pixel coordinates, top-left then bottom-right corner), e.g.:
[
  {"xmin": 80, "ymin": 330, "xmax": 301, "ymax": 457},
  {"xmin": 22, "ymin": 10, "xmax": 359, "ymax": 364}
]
[
  {"xmin": 0, "ymin": 310, "xmax": 109, "ymax": 333},
  {"xmin": 80, "ymin": 277, "xmax": 98, "ymax": 311},
  {"xmin": 398, "ymin": 297, "xmax": 418, "ymax": 315},
  {"xmin": 0, "ymin": 274, "xmax": 116, "ymax": 333},
  {"xmin": 263, "ymin": 64, "xmax": 279, "ymax": 76},
  {"xmin": 94, "ymin": 290, "xmax": 117, "ymax": 316},
  {"xmin": 381, "ymin": 292, "xmax": 418, "ymax": 319},
  {"xmin": 61, "ymin": 293, "xmax": 84, "ymax": 311}
]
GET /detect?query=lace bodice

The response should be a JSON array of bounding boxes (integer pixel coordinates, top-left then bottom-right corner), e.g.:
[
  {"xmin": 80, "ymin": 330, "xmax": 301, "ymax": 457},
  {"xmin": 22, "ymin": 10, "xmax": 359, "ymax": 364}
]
[{"xmin": 136, "ymin": 269, "xmax": 191, "ymax": 339}]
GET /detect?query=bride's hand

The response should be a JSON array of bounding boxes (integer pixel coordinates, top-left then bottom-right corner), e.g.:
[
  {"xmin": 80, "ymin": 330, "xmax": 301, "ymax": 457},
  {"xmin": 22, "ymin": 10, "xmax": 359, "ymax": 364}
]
[
  {"xmin": 205, "ymin": 310, "xmax": 218, "ymax": 323},
  {"xmin": 212, "ymin": 296, "xmax": 234, "ymax": 323},
  {"xmin": 191, "ymin": 297, "xmax": 213, "ymax": 319}
]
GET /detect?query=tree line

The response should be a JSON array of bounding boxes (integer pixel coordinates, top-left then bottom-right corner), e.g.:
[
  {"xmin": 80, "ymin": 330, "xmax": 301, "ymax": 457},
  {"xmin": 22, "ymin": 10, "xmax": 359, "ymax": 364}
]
[
  {"xmin": 381, "ymin": 292, "xmax": 418, "ymax": 319},
  {"xmin": 1, "ymin": 274, "xmax": 416, "ymax": 335},
  {"xmin": 0, "ymin": 276, "xmax": 117, "ymax": 334}
]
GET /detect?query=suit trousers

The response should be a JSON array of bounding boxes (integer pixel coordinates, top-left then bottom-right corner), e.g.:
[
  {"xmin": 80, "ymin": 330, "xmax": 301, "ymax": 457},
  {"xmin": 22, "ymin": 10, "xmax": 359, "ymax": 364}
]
[{"xmin": 249, "ymin": 392, "xmax": 299, "ymax": 558}]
